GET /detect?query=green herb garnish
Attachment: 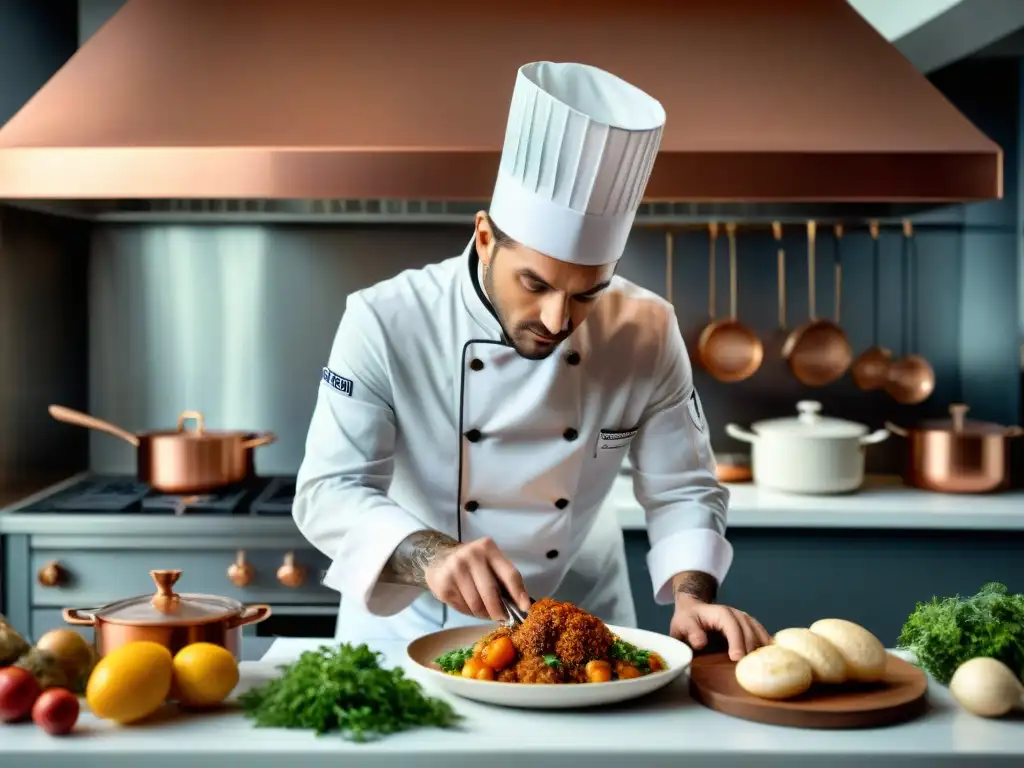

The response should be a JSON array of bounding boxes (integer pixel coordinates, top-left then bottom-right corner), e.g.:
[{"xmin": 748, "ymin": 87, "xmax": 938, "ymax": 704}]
[
  {"xmin": 611, "ymin": 639, "xmax": 651, "ymax": 672},
  {"xmin": 434, "ymin": 646, "xmax": 474, "ymax": 674},
  {"xmin": 543, "ymin": 654, "xmax": 562, "ymax": 668},
  {"xmin": 239, "ymin": 643, "xmax": 461, "ymax": 742},
  {"xmin": 897, "ymin": 582, "xmax": 1024, "ymax": 685}
]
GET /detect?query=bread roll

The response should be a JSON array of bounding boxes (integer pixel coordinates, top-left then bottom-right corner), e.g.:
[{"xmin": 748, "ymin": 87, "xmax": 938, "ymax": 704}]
[
  {"xmin": 809, "ymin": 619, "xmax": 887, "ymax": 683},
  {"xmin": 773, "ymin": 627, "xmax": 848, "ymax": 684},
  {"xmin": 734, "ymin": 645, "xmax": 814, "ymax": 700}
]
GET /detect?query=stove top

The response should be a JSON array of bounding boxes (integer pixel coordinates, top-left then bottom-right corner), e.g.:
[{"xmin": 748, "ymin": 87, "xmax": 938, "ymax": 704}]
[{"xmin": 15, "ymin": 474, "xmax": 297, "ymax": 516}]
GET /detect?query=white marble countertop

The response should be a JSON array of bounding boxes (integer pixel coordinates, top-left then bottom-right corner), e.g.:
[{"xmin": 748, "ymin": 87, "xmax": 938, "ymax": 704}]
[
  {"xmin": 609, "ymin": 474, "xmax": 1024, "ymax": 531},
  {"xmin": 2, "ymin": 638, "xmax": 1021, "ymax": 768},
  {"xmin": 3, "ymin": 472, "xmax": 1023, "ymax": 535}
]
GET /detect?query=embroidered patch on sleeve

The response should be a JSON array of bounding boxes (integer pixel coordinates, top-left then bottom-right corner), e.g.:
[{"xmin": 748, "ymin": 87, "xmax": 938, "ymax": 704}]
[{"xmin": 321, "ymin": 366, "xmax": 354, "ymax": 397}]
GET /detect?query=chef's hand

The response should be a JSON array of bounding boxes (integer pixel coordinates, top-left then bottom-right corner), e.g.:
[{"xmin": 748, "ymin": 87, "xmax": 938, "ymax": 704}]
[
  {"xmin": 670, "ymin": 594, "xmax": 772, "ymax": 661},
  {"xmin": 424, "ymin": 536, "xmax": 531, "ymax": 622}
]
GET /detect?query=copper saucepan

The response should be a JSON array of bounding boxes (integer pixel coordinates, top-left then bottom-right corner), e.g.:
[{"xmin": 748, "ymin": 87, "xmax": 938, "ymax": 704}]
[
  {"xmin": 851, "ymin": 221, "xmax": 892, "ymax": 390},
  {"xmin": 885, "ymin": 220, "xmax": 935, "ymax": 404},
  {"xmin": 64, "ymin": 569, "xmax": 271, "ymax": 659},
  {"xmin": 886, "ymin": 404, "xmax": 1023, "ymax": 493},
  {"xmin": 782, "ymin": 221, "xmax": 853, "ymax": 387},
  {"xmin": 49, "ymin": 405, "xmax": 275, "ymax": 493},
  {"xmin": 698, "ymin": 222, "xmax": 764, "ymax": 382}
]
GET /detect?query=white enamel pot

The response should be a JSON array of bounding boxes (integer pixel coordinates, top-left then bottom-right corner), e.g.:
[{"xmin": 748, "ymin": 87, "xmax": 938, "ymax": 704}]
[{"xmin": 724, "ymin": 401, "xmax": 890, "ymax": 494}]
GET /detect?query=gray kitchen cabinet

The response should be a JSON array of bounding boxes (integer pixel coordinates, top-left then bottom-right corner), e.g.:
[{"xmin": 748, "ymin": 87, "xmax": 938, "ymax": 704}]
[
  {"xmin": 29, "ymin": 546, "xmax": 335, "ymax": 608},
  {"xmin": 2, "ymin": 532, "xmax": 338, "ymax": 649},
  {"xmin": 625, "ymin": 529, "xmax": 1024, "ymax": 647},
  {"xmin": 6, "ymin": 525, "xmax": 1024, "ymax": 657}
]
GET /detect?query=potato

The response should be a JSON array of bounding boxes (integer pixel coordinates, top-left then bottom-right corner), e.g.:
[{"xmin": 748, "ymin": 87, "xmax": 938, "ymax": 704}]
[
  {"xmin": 735, "ymin": 645, "xmax": 813, "ymax": 700},
  {"xmin": 809, "ymin": 619, "xmax": 887, "ymax": 683},
  {"xmin": 773, "ymin": 628, "xmax": 848, "ymax": 684}
]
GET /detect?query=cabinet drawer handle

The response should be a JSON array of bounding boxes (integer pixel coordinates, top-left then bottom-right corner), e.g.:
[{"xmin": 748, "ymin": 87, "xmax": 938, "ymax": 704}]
[
  {"xmin": 38, "ymin": 561, "xmax": 67, "ymax": 588},
  {"xmin": 228, "ymin": 549, "xmax": 256, "ymax": 588},
  {"xmin": 277, "ymin": 552, "xmax": 306, "ymax": 588}
]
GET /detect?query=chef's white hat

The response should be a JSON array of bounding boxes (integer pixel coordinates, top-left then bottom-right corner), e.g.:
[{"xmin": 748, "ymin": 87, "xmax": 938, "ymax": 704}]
[{"xmin": 489, "ymin": 62, "xmax": 665, "ymax": 266}]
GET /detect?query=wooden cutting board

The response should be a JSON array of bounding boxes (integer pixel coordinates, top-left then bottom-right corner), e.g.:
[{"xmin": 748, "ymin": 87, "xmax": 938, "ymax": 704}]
[{"xmin": 688, "ymin": 651, "xmax": 929, "ymax": 729}]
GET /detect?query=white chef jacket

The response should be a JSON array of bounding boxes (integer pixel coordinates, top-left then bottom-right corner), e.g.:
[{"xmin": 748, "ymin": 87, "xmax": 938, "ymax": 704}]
[{"xmin": 293, "ymin": 238, "xmax": 733, "ymax": 644}]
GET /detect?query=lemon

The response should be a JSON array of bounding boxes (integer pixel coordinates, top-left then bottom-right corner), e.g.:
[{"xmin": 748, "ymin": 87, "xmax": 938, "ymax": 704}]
[
  {"xmin": 171, "ymin": 643, "xmax": 239, "ymax": 708},
  {"xmin": 86, "ymin": 641, "xmax": 173, "ymax": 724}
]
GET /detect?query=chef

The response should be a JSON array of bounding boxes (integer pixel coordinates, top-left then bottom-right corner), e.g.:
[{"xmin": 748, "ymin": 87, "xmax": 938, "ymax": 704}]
[{"xmin": 294, "ymin": 61, "xmax": 770, "ymax": 660}]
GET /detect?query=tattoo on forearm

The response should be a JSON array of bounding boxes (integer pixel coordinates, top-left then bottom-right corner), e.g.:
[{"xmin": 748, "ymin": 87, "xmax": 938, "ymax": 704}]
[
  {"xmin": 379, "ymin": 530, "xmax": 458, "ymax": 587},
  {"xmin": 673, "ymin": 571, "xmax": 718, "ymax": 604}
]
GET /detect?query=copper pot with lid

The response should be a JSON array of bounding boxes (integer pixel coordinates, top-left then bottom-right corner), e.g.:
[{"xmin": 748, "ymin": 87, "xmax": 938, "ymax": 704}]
[
  {"xmin": 63, "ymin": 569, "xmax": 271, "ymax": 659},
  {"xmin": 885, "ymin": 404, "xmax": 1023, "ymax": 493}
]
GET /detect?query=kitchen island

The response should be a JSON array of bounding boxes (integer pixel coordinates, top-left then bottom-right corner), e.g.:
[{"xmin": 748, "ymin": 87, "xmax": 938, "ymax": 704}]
[{"xmin": 1, "ymin": 639, "xmax": 1022, "ymax": 768}]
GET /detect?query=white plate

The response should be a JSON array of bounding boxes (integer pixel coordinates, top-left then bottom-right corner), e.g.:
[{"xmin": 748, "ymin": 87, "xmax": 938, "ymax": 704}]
[{"xmin": 406, "ymin": 623, "xmax": 692, "ymax": 709}]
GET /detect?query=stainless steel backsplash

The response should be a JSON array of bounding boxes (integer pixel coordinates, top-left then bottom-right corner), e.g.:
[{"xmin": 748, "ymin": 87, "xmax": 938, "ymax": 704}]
[
  {"xmin": 86, "ymin": 224, "xmax": 670, "ymax": 475},
  {"xmin": 87, "ymin": 225, "xmax": 474, "ymax": 473},
  {"xmin": 86, "ymin": 221, "xmax": 1018, "ymax": 477}
]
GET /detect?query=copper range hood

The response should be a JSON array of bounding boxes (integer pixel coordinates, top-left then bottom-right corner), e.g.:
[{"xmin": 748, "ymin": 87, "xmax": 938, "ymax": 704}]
[{"xmin": 0, "ymin": 0, "xmax": 1002, "ymax": 203}]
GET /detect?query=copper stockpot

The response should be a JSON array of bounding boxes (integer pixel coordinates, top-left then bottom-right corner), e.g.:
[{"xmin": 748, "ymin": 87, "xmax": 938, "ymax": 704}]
[
  {"xmin": 63, "ymin": 569, "xmax": 271, "ymax": 659},
  {"xmin": 885, "ymin": 404, "xmax": 1023, "ymax": 493},
  {"xmin": 49, "ymin": 405, "xmax": 275, "ymax": 493}
]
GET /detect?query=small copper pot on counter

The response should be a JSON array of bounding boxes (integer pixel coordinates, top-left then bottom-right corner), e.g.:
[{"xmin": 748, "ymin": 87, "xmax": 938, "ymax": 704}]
[
  {"xmin": 885, "ymin": 404, "xmax": 1023, "ymax": 493},
  {"xmin": 63, "ymin": 569, "xmax": 271, "ymax": 659}
]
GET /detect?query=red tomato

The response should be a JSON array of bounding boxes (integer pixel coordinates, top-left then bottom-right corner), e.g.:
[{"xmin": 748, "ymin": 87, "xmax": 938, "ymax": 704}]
[
  {"xmin": 31, "ymin": 688, "xmax": 80, "ymax": 736},
  {"xmin": 0, "ymin": 667, "xmax": 41, "ymax": 723}
]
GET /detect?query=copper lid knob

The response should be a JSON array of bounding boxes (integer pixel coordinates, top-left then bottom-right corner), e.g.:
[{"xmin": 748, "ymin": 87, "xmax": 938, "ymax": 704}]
[{"xmin": 150, "ymin": 569, "xmax": 183, "ymax": 614}]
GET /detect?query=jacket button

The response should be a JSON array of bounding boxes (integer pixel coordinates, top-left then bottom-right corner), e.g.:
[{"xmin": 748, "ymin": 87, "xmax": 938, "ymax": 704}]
[
  {"xmin": 546, "ymin": 549, "xmax": 559, "ymax": 559},
  {"xmin": 465, "ymin": 429, "xmax": 482, "ymax": 443},
  {"xmin": 563, "ymin": 428, "xmax": 578, "ymax": 442},
  {"xmin": 554, "ymin": 498, "xmax": 569, "ymax": 510},
  {"xmin": 469, "ymin": 358, "xmax": 484, "ymax": 371},
  {"xmin": 566, "ymin": 351, "xmax": 581, "ymax": 366},
  {"xmin": 464, "ymin": 500, "xmax": 479, "ymax": 512}
]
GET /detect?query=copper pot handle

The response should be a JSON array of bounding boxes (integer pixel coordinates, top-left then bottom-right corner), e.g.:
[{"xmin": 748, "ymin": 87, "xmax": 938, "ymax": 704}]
[
  {"xmin": 241, "ymin": 432, "xmax": 277, "ymax": 449},
  {"xmin": 62, "ymin": 607, "xmax": 97, "ymax": 626},
  {"xmin": 48, "ymin": 405, "xmax": 141, "ymax": 448},
  {"xmin": 177, "ymin": 411, "xmax": 205, "ymax": 434},
  {"xmin": 884, "ymin": 421, "xmax": 909, "ymax": 438},
  {"xmin": 227, "ymin": 604, "xmax": 272, "ymax": 629}
]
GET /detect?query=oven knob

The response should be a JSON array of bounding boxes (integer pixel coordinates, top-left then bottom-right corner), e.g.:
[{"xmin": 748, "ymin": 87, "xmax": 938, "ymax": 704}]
[
  {"xmin": 227, "ymin": 550, "xmax": 256, "ymax": 588},
  {"xmin": 277, "ymin": 552, "xmax": 306, "ymax": 588},
  {"xmin": 37, "ymin": 561, "xmax": 67, "ymax": 588}
]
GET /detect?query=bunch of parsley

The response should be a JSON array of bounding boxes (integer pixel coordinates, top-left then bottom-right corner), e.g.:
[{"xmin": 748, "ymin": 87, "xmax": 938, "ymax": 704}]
[
  {"xmin": 897, "ymin": 582, "xmax": 1024, "ymax": 685},
  {"xmin": 240, "ymin": 643, "xmax": 461, "ymax": 742}
]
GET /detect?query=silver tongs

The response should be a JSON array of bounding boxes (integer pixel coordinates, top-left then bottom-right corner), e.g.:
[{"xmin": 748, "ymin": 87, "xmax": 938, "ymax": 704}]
[{"xmin": 499, "ymin": 587, "xmax": 534, "ymax": 628}]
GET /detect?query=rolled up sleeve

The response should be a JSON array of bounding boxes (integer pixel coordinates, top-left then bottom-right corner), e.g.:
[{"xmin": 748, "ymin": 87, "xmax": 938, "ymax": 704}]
[
  {"xmin": 293, "ymin": 292, "xmax": 427, "ymax": 617},
  {"xmin": 629, "ymin": 308, "xmax": 734, "ymax": 605}
]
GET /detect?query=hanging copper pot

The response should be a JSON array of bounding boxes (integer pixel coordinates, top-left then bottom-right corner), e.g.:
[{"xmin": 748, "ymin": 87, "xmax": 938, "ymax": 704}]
[
  {"xmin": 851, "ymin": 221, "xmax": 892, "ymax": 390},
  {"xmin": 885, "ymin": 404, "xmax": 1023, "ymax": 493},
  {"xmin": 782, "ymin": 221, "xmax": 852, "ymax": 386},
  {"xmin": 698, "ymin": 222, "xmax": 764, "ymax": 382}
]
